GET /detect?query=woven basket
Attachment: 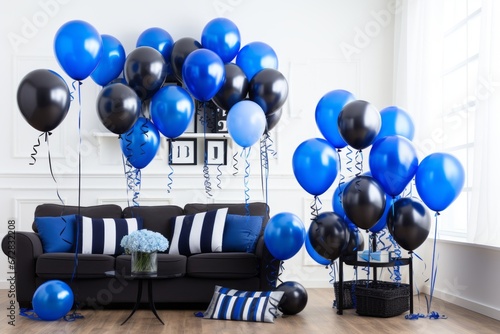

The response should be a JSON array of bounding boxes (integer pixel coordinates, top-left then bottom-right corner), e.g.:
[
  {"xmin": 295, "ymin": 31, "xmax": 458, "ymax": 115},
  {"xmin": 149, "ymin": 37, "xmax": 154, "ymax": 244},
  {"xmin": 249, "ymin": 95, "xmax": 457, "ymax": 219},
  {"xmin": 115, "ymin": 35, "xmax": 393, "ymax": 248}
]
[
  {"xmin": 333, "ymin": 280, "xmax": 370, "ymax": 309},
  {"xmin": 355, "ymin": 281, "xmax": 410, "ymax": 317}
]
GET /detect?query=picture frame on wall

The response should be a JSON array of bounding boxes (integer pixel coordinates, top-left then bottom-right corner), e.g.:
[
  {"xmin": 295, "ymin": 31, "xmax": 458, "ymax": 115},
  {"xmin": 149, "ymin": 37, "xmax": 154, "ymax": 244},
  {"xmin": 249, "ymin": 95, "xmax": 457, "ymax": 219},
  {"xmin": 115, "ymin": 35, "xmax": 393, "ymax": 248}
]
[
  {"xmin": 169, "ymin": 139, "xmax": 197, "ymax": 165},
  {"xmin": 205, "ymin": 139, "xmax": 227, "ymax": 165}
]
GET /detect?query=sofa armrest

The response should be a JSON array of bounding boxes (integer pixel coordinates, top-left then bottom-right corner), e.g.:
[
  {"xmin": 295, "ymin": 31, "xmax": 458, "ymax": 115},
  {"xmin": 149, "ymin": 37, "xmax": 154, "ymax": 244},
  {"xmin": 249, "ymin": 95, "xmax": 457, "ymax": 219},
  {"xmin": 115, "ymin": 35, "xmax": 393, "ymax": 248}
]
[
  {"xmin": 255, "ymin": 235, "xmax": 282, "ymax": 291},
  {"xmin": 1, "ymin": 232, "xmax": 43, "ymax": 307}
]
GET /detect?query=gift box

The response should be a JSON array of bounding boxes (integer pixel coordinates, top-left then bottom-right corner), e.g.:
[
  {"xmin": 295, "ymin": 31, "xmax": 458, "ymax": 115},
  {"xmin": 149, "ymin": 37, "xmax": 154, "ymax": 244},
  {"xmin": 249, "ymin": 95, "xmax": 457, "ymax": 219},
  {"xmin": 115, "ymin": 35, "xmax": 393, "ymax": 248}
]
[{"xmin": 357, "ymin": 250, "xmax": 390, "ymax": 263}]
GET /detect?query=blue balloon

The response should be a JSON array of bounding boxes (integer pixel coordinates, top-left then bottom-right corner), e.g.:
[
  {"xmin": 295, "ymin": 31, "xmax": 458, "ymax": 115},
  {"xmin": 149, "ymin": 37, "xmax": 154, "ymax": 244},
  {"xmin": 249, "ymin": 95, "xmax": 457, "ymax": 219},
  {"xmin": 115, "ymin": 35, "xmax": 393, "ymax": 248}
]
[
  {"xmin": 315, "ymin": 90, "xmax": 355, "ymax": 149},
  {"xmin": 369, "ymin": 135, "xmax": 419, "ymax": 197},
  {"xmin": 120, "ymin": 117, "xmax": 160, "ymax": 169},
  {"xmin": 150, "ymin": 85, "xmax": 195, "ymax": 139},
  {"xmin": 370, "ymin": 194, "xmax": 400, "ymax": 233},
  {"xmin": 136, "ymin": 27, "xmax": 174, "ymax": 74},
  {"xmin": 415, "ymin": 153, "xmax": 465, "ymax": 212},
  {"xmin": 264, "ymin": 212, "xmax": 306, "ymax": 261},
  {"xmin": 201, "ymin": 18, "xmax": 241, "ymax": 63},
  {"xmin": 182, "ymin": 49, "xmax": 225, "ymax": 102},
  {"xmin": 375, "ymin": 106, "xmax": 415, "ymax": 142},
  {"xmin": 54, "ymin": 20, "xmax": 103, "ymax": 81},
  {"xmin": 32, "ymin": 280, "xmax": 74, "ymax": 321},
  {"xmin": 91, "ymin": 34, "xmax": 125, "ymax": 86},
  {"xmin": 305, "ymin": 233, "xmax": 330, "ymax": 265},
  {"xmin": 332, "ymin": 182, "xmax": 348, "ymax": 217},
  {"xmin": 236, "ymin": 41, "xmax": 278, "ymax": 81},
  {"xmin": 227, "ymin": 100, "xmax": 266, "ymax": 148},
  {"xmin": 293, "ymin": 138, "xmax": 339, "ymax": 196}
]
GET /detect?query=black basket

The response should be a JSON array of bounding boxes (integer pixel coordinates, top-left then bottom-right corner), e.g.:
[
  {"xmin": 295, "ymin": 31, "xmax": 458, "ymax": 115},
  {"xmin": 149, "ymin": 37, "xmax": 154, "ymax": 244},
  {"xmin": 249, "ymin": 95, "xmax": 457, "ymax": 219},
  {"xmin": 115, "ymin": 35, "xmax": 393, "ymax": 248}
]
[
  {"xmin": 355, "ymin": 281, "xmax": 410, "ymax": 317},
  {"xmin": 333, "ymin": 279, "xmax": 370, "ymax": 309}
]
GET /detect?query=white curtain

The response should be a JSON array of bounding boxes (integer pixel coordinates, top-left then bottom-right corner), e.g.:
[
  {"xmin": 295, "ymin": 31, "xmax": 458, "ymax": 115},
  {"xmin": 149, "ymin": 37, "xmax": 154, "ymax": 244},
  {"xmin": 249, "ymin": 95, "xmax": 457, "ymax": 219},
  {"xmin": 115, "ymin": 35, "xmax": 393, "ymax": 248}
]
[{"xmin": 468, "ymin": 0, "xmax": 500, "ymax": 246}]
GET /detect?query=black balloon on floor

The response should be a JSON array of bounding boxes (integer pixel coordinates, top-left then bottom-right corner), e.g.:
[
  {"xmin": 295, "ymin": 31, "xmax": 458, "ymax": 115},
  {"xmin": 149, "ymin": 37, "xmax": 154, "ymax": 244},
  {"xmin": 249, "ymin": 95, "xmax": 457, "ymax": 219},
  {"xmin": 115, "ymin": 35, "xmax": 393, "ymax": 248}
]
[{"xmin": 275, "ymin": 281, "xmax": 308, "ymax": 315}]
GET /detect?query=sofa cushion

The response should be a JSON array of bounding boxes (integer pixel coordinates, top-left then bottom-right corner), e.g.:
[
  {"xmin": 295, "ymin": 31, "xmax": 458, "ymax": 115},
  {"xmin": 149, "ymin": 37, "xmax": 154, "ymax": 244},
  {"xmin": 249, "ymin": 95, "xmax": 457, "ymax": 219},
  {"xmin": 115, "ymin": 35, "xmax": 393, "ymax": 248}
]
[
  {"xmin": 33, "ymin": 204, "xmax": 123, "ymax": 232},
  {"xmin": 184, "ymin": 202, "xmax": 270, "ymax": 224},
  {"xmin": 77, "ymin": 216, "xmax": 142, "ymax": 255},
  {"xmin": 36, "ymin": 253, "xmax": 115, "ymax": 279},
  {"xmin": 202, "ymin": 286, "xmax": 284, "ymax": 323},
  {"xmin": 122, "ymin": 205, "xmax": 184, "ymax": 239},
  {"xmin": 35, "ymin": 214, "xmax": 78, "ymax": 253},
  {"xmin": 116, "ymin": 253, "xmax": 187, "ymax": 276},
  {"xmin": 169, "ymin": 208, "xmax": 228, "ymax": 256},
  {"xmin": 222, "ymin": 214, "xmax": 263, "ymax": 253},
  {"xmin": 187, "ymin": 252, "xmax": 259, "ymax": 279}
]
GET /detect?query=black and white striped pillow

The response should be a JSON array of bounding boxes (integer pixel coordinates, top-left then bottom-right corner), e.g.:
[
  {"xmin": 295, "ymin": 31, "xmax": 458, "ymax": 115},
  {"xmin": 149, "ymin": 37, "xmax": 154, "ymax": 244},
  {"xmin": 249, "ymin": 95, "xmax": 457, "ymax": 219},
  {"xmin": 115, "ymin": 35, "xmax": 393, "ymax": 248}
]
[
  {"xmin": 168, "ymin": 208, "xmax": 228, "ymax": 256},
  {"xmin": 77, "ymin": 216, "xmax": 142, "ymax": 255},
  {"xmin": 202, "ymin": 287, "xmax": 284, "ymax": 322}
]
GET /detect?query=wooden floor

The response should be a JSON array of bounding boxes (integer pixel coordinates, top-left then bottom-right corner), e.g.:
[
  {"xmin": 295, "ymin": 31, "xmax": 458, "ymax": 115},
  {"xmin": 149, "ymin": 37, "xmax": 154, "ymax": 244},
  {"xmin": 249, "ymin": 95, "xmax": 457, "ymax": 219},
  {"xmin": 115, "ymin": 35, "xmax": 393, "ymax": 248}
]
[{"xmin": 1, "ymin": 289, "xmax": 499, "ymax": 334}]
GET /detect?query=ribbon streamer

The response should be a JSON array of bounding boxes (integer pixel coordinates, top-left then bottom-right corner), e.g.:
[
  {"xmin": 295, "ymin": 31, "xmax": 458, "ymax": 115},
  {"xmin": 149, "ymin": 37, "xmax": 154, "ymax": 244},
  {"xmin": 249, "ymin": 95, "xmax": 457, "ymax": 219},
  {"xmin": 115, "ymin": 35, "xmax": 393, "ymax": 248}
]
[
  {"xmin": 310, "ymin": 196, "xmax": 322, "ymax": 220},
  {"xmin": 354, "ymin": 149, "xmax": 364, "ymax": 176},
  {"xmin": 241, "ymin": 147, "xmax": 252, "ymax": 216},
  {"xmin": 425, "ymin": 212, "xmax": 441, "ymax": 315},
  {"xmin": 216, "ymin": 163, "xmax": 223, "ymax": 189},
  {"xmin": 259, "ymin": 135, "xmax": 270, "ymax": 210},
  {"xmin": 166, "ymin": 139, "xmax": 174, "ymax": 193},
  {"xmin": 232, "ymin": 150, "xmax": 239, "ymax": 176},
  {"xmin": 202, "ymin": 103, "xmax": 213, "ymax": 197}
]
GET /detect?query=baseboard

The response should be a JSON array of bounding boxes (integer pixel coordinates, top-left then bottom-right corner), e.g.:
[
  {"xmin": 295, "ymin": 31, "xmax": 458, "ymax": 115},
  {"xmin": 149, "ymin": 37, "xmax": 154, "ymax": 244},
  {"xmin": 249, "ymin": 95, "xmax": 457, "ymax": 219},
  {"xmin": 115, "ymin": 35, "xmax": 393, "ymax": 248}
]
[{"xmin": 421, "ymin": 285, "xmax": 500, "ymax": 321}]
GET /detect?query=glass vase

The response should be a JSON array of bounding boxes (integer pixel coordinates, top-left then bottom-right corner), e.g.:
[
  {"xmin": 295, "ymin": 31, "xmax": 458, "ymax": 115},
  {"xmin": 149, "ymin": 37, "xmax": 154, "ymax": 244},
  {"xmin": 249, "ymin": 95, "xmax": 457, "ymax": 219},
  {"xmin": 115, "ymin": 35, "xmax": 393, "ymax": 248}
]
[{"xmin": 131, "ymin": 251, "xmax": 157, "ymax": 276}]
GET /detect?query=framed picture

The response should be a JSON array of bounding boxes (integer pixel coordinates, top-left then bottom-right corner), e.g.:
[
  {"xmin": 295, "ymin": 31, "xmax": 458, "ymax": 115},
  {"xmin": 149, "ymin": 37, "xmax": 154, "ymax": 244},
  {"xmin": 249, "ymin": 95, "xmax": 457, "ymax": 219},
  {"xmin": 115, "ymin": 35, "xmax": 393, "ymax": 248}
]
[
  {"xmin": 215, "ymin": 108, "xmax": 228, "ymax": 133},
  {"xmin": 205, "ymin": 139, "xmax": 228, "ymax": 165},
  {"xmin": 169, "ymin": 139, "xmax": 197, "ymax": 165}
]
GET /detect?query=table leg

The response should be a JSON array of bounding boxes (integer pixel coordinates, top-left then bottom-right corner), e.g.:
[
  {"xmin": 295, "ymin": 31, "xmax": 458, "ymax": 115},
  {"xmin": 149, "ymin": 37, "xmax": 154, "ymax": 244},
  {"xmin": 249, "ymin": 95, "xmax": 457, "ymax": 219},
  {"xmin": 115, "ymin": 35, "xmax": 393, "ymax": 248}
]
[
  {"xmin": 121, "ymin": 280, "xmax": 143, "ymax": 325},
  {"xmin": 148, "ymin": 279, "xmax": 164, "ymax": 325},
  {"xmin": 337, "ymin": 257, "xmax": 344, "ymax": 315},
  {"xmin": 409, "ymin": 252, "xmax": 414, "ymax": 314}
]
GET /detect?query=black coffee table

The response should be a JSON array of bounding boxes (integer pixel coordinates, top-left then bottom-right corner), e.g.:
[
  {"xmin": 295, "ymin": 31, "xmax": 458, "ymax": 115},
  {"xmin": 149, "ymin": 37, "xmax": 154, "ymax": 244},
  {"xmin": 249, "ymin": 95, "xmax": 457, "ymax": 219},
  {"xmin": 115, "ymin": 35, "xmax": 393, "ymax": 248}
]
[{"xmin": 105, "ymin": 270, "xmax": 183, "ymax": 325}]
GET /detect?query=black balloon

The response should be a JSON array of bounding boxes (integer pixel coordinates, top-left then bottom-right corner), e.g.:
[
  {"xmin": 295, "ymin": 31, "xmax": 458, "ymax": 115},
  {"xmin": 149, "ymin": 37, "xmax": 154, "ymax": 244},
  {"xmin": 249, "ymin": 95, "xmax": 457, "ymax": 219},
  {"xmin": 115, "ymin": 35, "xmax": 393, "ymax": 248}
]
[
  {"xmin": 170, "ymin": 37, "xmax": 202, "ymax": 82},
  {"xmin": 96, "ymin": 83, "xmax": 141, "ymax": 134},
  {"xmin": 387, "ymin": 197, "xmax": 431, "ymax": 251},
  {"xmin": 124, "ymin": 46, "xmax": 167, "ymax": 100},
  {"xmin": 17, "ymin": 69, "xmax": 70, "ymax": 132},
  {"xmin": 341, "ymin": 224, "xmax": 365, "ymax": 256},
  {"xmin": 342, "ymin": 175, "xmax": 386, "ymax": 230},
  {"xmin": 308, "ymin": 211, "xmax": 349, "ymax": 261},
  {"xmin": 266, "ymin": 108, "xmax": 283, "ymax": 132},
  {"xmin": 275, "ymin": 281, "xmax": 308, "ymax": 315},
  {"xmin": 249, "ymin": 68, "xmax": 288, "ymax": 114},
  {"xmin": 338, "ymin": 100, "xmax": 381, "ymax": 150},
  {"xmin": 212, "ymin": 63, "xmax": 249, "ymax": 111}
]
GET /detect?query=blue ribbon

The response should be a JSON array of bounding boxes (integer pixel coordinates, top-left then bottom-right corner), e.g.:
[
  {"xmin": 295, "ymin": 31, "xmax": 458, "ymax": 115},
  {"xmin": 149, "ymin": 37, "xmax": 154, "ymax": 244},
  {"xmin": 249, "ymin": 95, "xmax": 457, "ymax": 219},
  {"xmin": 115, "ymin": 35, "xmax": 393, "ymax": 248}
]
[
  {"xmin": 202, "ymin": 102, "xmax": 213, "ymax": 197},
  {"xmin": 241, "ymin": 147, "xmax": 252, "ymax": 216},
  {"xmin": 167, "ymin": 139, "xmax": 174, "ymax": 193}
]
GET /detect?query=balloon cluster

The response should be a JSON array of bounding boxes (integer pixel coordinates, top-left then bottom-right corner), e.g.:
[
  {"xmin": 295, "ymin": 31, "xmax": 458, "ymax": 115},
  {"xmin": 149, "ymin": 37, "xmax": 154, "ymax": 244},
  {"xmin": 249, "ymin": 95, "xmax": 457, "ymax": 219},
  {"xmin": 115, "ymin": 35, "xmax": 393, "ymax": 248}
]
[
  {"xmin": 293, "ymin": 89, "xmax": 465, "ymax": 265},
  {"xmin": 16, "ymin": 18, "xmax": 289, "ymax": 171}
]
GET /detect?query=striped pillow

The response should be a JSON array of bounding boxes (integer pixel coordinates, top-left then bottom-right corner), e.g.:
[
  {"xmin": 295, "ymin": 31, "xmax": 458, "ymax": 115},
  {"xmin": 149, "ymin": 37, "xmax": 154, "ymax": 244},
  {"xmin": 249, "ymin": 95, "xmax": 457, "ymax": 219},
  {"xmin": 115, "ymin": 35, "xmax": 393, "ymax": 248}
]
[
  {"xmin": 202, "ymin": 286, "xmax": 284, "ymax": 323},
  {"xmin": 169, "ymin": 208, "xmax": 228, "ymax": 256},
  {"xmin": 77, "ymin": 216, "xmax": 143, "ymax": 255}
]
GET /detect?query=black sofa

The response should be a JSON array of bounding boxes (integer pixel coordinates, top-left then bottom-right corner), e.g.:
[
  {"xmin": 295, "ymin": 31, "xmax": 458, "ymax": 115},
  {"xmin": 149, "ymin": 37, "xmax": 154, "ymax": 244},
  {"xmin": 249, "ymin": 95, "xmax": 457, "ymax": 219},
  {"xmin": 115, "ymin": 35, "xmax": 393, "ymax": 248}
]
[{"xmin": 1, "ymin": 202, "xmax": 279, "ymax": 309}]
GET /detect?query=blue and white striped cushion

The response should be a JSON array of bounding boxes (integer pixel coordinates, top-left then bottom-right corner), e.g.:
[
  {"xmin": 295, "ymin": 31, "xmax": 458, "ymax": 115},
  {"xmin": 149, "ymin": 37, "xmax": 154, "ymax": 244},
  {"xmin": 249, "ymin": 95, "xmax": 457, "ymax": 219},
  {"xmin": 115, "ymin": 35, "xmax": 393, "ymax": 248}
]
[
  {"xmin": 203, "ymin": 287, "xmax": 284, "ymax": 323},
  {"xmin": 168, "ymin": 208, "xmax": 228, "ymax": 256},
  {"xmin": 77, "ymin": 216, "xmax": 142, "ymax": 255}
]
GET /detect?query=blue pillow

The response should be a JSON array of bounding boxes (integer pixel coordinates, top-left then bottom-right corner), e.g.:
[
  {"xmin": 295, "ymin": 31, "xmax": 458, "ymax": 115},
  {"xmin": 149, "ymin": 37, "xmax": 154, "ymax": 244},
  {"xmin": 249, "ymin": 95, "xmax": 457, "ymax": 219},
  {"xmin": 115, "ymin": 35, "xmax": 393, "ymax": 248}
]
[
  {"xmin": 77, "ymin": 216, "xmax": 143, "ymax": 255},
  {"xmin": 35, "ymin": 215, "xmax": 78, "ymax": 253},
  {"xmin": 222, "ymin": 214, "xmax": 263, "ymax": 253}
]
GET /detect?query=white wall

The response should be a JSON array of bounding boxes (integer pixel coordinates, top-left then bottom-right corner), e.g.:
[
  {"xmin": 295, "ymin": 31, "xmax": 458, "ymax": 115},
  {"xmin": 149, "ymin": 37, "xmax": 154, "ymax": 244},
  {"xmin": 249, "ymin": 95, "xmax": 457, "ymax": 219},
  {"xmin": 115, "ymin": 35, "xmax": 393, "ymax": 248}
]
[{"xmin": 0, "ymin": 0, "xmax": 430, "ymax": 303}]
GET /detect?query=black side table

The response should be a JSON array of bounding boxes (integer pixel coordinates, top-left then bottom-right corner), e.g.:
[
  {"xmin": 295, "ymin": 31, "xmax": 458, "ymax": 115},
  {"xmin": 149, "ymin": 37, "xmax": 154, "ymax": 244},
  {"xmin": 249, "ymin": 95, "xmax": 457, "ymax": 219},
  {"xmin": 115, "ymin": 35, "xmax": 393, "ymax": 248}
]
[{"xmin": 105, "ymin": 270, "xmax": 183, "ymax": 325}]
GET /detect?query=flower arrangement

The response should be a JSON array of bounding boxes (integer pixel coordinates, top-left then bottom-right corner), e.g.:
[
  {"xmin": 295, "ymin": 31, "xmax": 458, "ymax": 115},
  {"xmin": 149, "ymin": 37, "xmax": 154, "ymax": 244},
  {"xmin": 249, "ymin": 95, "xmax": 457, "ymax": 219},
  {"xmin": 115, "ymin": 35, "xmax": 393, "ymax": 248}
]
[{"xmin": 120, "ymin": 229, "xmax": 169, "ymax": 254}]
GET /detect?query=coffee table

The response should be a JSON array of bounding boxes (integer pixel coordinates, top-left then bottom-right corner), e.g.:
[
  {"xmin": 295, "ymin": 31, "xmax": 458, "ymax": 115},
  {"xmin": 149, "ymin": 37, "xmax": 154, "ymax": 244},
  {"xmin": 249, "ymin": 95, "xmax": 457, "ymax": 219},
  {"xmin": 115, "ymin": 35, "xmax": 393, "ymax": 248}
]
[{"xmin": 105, "ymin": 270, "xmax": 183, "ymax": 325}]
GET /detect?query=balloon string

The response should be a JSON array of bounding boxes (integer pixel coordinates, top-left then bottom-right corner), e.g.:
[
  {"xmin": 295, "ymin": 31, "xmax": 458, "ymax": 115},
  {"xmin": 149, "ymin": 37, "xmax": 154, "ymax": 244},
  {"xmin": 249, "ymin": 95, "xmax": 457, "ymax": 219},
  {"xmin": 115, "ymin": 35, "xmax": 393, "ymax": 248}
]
[
  {"xmin": 75, "ymin": 80, "xmax": 83, "ymax": 211},
  {"xmin": 202, "ymin": 102, "xmax": 213, "ymax": 197},
  {"xmin": 232, "ymin": 150, "xmax": 239, "ymax": 176},
  {"xmin": 328, "ymin": 260, "xmax": 338, "ymax": 286},
  {"xmin": 259, "ymin": 136, "xmax": 269, "ymax": 204},
  {"xmin": 29, "ymin": 132, "xmax": 45, "ymax": 165},
  {"xmin": 355, "ymin": 149, "xmax": 363, "ymax": 176},
  {"xmin": 265, "ymin": 256, "xmax": 281, "ymax": 288},
  {"xmin": 216, "ymin": 163, "xmax": 223, "ymax": 189},
  {"xmin": 46, "ymin": 132, "xmax": 64, "ymax": 205},
  {"xmin": 387, "ymin": 234, "xmax": 402, "ymax": 283},
  {"xmin": 133, "ymin": 168, "xmax": 141, "ymax": 207},
  {"xmin": 310, "ymin": 196, "xmax": 322, "ymax": 220},
  {"xmin": 425, "ymin": 212, "xmax": 440, "ymax": 315},
  {"xmin": 242, "ymin": 147, "xmax": 251, "ymax": 216},
  {"xmin": 121, "ymin": 153, "xmax": 132, "ymax": 208},
  {"xmin": 139, "ymin": 118, "xmax": 149, "ymax": 156},
  {"xmin": 346, "ymin": 146, "xmax": 353, "ymax": 175},
  {"xmin": 167, "ymin": 139, "xmax": 174, "ymax": 193},
  {"xmin": 264, "ymin": 131, "xmax": 277, "ymax": 158}
]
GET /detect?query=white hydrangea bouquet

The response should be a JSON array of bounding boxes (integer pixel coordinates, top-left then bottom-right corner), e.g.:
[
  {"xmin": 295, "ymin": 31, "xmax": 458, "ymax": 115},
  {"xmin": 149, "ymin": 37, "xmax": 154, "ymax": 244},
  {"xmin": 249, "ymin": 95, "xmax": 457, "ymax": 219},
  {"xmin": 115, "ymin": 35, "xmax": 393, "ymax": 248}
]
[{"xmin": 120, "ymin": 229, "xmax": 169, "ymax": 254}]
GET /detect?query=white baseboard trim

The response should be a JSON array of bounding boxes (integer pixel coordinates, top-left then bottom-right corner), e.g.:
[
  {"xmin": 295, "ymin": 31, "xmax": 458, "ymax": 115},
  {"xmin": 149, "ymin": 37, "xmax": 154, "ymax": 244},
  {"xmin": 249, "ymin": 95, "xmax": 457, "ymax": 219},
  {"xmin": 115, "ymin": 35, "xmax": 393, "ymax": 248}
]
[{"xmin": 421, "ymin": 285, "xmax": 500, "ymax": 321}]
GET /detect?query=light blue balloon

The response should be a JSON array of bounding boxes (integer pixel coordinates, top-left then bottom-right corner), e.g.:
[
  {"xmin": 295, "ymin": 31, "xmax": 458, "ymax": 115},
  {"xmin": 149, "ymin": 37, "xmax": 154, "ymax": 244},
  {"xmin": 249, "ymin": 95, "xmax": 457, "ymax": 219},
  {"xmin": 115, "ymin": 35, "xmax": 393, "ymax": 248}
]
[
  {"xmin": 201, "ymin": 18, "xmax": 241, "ymax": 63},
  {"xmin": 264, "ymin": 212, "xmax": 306, "ymax": 261},
  {"xmin": 415, "ymin": 153, "xmax": 465, "ymax": 212},
  {"xmin": 227, "ymin": 100, "xmax": 266, "ymax": 148},
  {"xmin": 236, "ymin": 41, "xmax": 278, "ymax": 81},
  {"xmin": 150, "ymin": 85, "xmax": 195, "ymax": 139},
  {"xmin": 315, "ymin": 89, "xmax": 355, "ymax": 149},
  {"xmin": 182, "ymin": 49, "xmax": 225, "ymax": 102},
  {"xmin": 293, "ymin": 138, "xmax": 340, "ymax": 196}
]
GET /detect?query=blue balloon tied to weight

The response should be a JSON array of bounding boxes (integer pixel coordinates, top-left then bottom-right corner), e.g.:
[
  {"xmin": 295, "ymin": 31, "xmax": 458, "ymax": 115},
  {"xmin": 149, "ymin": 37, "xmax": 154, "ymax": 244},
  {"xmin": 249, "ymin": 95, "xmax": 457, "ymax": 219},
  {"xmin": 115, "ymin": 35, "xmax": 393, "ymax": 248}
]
[
  {"xmin": 264, "ymin": 212, "xmax": 306, "ymax": 261},
  {"xmin": 415, "ymin": 152, "xmax": 465, "ymax": 212}
]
